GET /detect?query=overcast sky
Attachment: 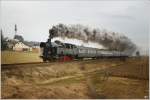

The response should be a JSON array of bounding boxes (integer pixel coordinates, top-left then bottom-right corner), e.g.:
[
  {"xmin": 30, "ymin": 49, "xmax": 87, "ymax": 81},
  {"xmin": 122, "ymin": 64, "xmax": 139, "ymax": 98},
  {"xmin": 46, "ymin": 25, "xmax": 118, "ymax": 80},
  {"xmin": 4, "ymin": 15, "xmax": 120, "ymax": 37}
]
[{"xmin": 0, "ymin": 0, "xmax": 149, "ymax": 54}]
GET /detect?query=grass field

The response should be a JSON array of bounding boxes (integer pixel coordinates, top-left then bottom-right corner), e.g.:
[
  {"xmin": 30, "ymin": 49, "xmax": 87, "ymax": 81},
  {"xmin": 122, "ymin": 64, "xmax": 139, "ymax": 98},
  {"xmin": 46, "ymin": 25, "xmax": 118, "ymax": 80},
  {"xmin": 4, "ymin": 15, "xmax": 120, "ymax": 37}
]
[
  {"xmin": 1, "ymin": 51, "xmax": 42, "ymax": 64},
  {"xmin": 1, "ymin": 57, "xmax": 149, "ymax": 99}
]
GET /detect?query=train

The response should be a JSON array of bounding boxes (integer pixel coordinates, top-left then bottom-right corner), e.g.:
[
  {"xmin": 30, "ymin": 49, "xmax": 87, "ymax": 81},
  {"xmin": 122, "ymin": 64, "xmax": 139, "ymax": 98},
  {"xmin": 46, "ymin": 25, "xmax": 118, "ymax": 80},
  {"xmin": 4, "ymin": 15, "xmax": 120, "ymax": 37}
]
[{"xmin": 39, "ymin": 39, "xmax": 129, "ymax": 62}]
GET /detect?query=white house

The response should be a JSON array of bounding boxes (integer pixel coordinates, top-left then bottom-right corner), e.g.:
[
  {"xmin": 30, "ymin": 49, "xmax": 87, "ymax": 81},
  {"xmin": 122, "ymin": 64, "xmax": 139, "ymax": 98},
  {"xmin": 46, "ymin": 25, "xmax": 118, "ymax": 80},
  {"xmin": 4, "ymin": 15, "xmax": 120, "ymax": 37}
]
[{"xmin": 13, "ymin": 42, "xmax": 32, "ymax": 51}]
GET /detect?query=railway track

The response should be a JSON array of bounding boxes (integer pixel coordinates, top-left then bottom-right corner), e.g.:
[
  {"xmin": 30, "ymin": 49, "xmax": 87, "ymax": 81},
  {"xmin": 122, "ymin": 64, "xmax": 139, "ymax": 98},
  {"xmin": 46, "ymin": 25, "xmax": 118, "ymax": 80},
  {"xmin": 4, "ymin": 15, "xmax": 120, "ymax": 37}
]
[
  {"xmin": 1, "ymin": 59, "xmax": 107, "ymax": 69},
  {"xmin": 1, "ymin": 62, "xmax": 43, "ymax": 66},
  {"xmin": 1, "ymin": 57, "xmax": 127, "ymax": 70}
]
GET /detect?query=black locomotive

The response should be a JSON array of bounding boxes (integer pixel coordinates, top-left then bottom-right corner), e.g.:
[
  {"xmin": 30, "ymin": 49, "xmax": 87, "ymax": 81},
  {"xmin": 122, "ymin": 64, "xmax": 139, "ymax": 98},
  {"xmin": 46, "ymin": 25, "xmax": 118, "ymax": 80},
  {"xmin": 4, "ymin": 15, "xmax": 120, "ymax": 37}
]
[{"xmin": 40, "ymin": 39, "xmax": 129, "ymax": 62}]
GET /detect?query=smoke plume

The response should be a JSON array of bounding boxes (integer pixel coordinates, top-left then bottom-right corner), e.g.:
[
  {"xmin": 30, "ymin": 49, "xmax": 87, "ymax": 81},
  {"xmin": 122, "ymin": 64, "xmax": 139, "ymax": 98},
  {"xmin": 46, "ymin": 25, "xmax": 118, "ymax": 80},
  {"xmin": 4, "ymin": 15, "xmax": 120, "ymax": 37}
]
[{"xmin": 49, "ymin": 23, "xmax": 136, "ymax": 54}]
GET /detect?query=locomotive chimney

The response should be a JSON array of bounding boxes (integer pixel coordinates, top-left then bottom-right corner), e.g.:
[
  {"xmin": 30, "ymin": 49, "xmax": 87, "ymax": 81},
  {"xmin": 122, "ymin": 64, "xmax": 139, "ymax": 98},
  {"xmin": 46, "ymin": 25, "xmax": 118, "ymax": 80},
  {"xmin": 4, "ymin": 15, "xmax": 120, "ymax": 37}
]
[{"xmin": 15, "ymin": 24, "xmax": 17, "ymax": 35}]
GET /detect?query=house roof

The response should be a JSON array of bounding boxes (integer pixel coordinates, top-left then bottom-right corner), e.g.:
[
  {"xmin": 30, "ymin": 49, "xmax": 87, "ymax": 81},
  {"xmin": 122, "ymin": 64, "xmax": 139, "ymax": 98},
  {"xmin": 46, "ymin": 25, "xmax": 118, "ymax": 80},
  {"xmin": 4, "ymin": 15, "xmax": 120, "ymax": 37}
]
[{"xmin": 13, "ymin": 42, "xmax": 30, "ymax": 48}]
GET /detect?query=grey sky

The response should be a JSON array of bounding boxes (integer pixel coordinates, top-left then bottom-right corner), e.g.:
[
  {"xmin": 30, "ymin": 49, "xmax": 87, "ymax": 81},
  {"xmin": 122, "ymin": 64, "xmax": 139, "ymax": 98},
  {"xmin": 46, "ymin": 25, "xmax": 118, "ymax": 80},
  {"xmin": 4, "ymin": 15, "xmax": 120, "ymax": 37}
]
[{"xmin": 0, "ymin": 0, "xmax": 149, "ymax": 54}]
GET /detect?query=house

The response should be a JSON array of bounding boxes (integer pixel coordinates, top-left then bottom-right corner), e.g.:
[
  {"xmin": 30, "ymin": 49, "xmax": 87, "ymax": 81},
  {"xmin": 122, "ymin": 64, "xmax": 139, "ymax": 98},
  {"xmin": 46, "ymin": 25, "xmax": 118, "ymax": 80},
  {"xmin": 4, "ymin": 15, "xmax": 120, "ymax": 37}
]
[{"xmin": 13, "ymin": 42, "xmax": 32, "ymax": 51}]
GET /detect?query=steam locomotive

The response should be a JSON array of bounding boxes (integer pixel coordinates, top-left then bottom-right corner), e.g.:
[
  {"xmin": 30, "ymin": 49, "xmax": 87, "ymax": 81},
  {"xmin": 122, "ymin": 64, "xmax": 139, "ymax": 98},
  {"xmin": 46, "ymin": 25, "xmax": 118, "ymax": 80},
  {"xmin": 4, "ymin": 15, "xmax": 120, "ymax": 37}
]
[{"xmin": 40, "ymin": 39, "xmax": 129, "ymax": 62}]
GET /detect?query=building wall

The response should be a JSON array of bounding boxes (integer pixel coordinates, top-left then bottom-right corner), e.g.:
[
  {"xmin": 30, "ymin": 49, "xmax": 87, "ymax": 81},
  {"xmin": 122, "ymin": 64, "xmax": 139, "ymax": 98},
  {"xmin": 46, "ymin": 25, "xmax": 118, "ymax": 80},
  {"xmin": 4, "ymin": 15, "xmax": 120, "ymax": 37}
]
[{"xmin": 13, "ymin": 42, "xmax": 32, "ymax": 52}]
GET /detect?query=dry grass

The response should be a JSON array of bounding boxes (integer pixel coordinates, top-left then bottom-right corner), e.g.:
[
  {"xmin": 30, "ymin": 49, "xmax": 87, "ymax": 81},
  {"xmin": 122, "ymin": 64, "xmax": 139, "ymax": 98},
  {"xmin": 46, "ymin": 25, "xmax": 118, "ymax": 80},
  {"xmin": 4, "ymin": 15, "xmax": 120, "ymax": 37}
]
[
  {"xmin": 1, "ymin": 51, "xmax": 42, "ymax": 64},
  {"xmin": 93, "ymin": 76, "xmax": 149, "ymax": 99},
  {"xmin": 106, "ymin": 57, "xmax": 149, "ymax": 79},
  {"xmin": 1, "ymin": 57, "xmax": 149, "ymax": 99}
]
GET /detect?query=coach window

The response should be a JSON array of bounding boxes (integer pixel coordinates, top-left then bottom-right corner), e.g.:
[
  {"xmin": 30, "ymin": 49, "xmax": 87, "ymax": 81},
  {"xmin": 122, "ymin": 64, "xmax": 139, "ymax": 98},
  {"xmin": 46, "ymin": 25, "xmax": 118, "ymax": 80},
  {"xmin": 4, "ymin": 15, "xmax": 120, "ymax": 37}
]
[
  {"xmin": 66, "ymin": 45, "xmax": 69, "ymax": 49},
  {"xmin": 71, "ymin": 45, "xmax": 73, "ymax": 49},
  {"xmin": 79, "ymin": 49, "xmax": 81, "ymax": 53},
  {"xmin": 68, "ymin": 45, "xmax": 70, "ymax": 49}
]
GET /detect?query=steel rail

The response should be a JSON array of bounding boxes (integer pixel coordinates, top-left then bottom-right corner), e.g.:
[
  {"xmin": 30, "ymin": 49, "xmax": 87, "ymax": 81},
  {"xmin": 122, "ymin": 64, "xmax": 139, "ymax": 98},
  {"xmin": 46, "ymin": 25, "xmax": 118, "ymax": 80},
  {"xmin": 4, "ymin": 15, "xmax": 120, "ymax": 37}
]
[{"xmin": 1, "ymin": 58, "xmax": 125, "ymax": 70}]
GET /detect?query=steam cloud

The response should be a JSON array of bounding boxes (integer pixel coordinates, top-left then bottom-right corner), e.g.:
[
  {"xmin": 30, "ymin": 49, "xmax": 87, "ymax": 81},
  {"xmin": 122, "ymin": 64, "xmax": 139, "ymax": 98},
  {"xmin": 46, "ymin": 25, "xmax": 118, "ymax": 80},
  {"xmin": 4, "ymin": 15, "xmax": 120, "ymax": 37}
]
[{"xmin": 49, "ymin": 23, "xmax": 136, "ymax": 54}]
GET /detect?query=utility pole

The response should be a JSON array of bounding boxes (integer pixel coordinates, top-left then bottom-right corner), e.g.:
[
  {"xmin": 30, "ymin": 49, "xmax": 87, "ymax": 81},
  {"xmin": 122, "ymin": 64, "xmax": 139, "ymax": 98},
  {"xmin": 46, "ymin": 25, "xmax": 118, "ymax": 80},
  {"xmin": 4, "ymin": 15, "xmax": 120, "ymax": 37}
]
[
  {"xmin": 49, "ymin": 29, "xmax": 52, "ymax": 47},
  {"xmin": 1, "ymin": 29, "xmax": 2, "ymax": 34},
  {"xmin": 15, "ymin": 24, "xmax": 17, "ymax": 35}
]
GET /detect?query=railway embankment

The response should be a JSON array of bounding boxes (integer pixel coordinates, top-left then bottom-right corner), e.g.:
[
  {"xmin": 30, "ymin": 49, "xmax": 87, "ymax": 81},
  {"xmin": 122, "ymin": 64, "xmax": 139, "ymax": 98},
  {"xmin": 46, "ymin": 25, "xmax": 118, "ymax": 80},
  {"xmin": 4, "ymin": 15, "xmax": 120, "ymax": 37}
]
[{"xmin": 1, "ymin": 57, "xmax": 149, "ymax": 99}]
